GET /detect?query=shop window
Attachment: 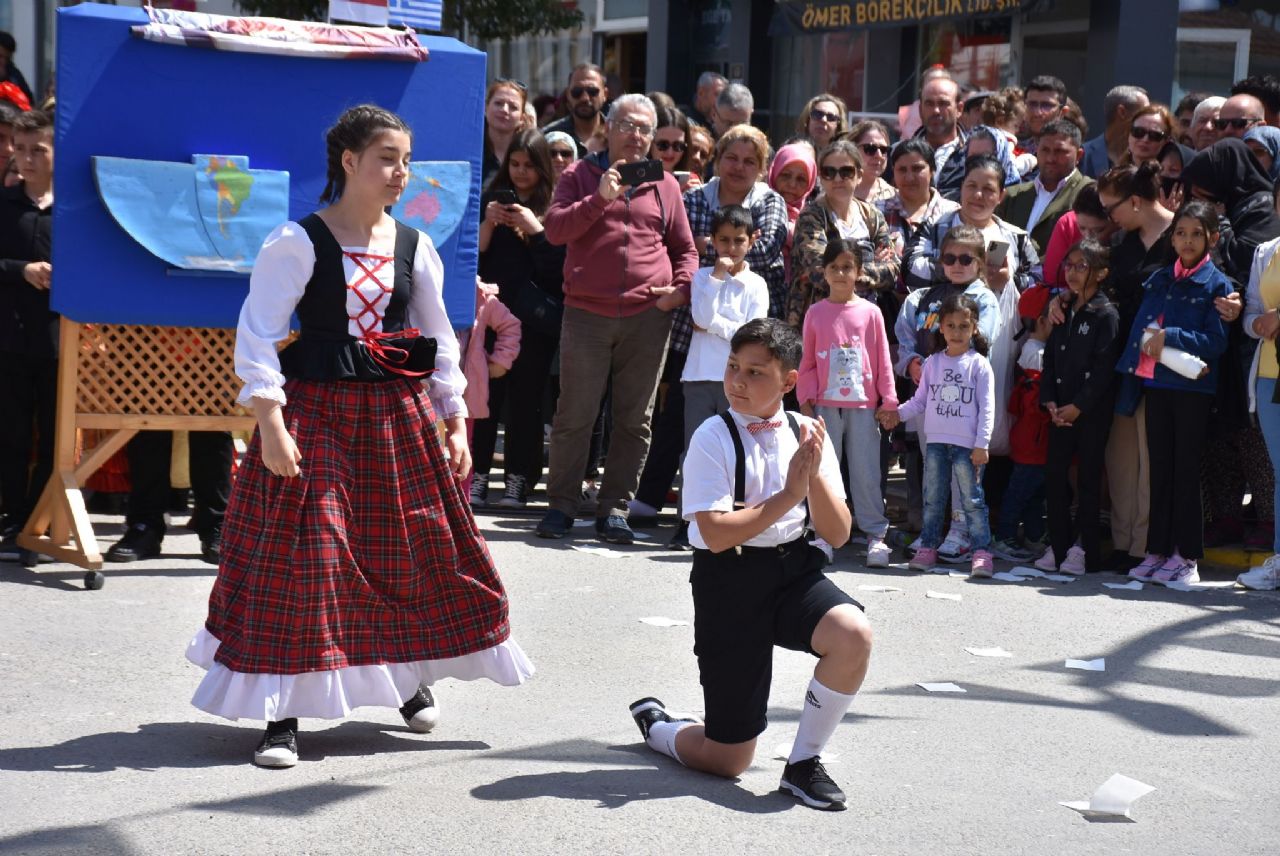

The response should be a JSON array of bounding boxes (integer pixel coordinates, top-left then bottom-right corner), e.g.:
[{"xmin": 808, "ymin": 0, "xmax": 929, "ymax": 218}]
[
  {"xmin": 1174, "ymin": 27, "xmax": 1250, "ymax": 104},
  {"xmin": 920, "ymin": 17, "xmax": 1013, "ymax": 91},
  {"xmin": 769, "ymin": 30, "xmax": 866, "ymax": 141}
]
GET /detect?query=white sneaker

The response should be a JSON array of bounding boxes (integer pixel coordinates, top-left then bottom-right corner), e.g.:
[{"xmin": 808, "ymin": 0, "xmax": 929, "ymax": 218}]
[
  {"xmin": 865, "ymin": 537, "xmax": 892, "ymax": 568},
  {"xmin": 1034, "ymin": 546, "xmax": 1059, "ymax": 572},
  {"xmin": 1237, "ymin": 554, "xmax": 1280, "ymax": 591},
  {"xmin": 937, "ymin": 528, "xmax": 972, "ymax": 564},
  {"xmin": 1058, "ymin": 545, "xmax": 1087, "ymax": 575}
]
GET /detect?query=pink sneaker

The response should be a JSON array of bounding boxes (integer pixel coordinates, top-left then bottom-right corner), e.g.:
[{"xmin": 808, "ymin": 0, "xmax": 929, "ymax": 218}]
[
  {"xmin": 1058, "ymin": 545, "xmax": 1087, "ymax": 575},
  {"xmin": 970, "ymin": 549, "xmax": 994, "ymax": 578},
  {"xmin": 1152, "ymin": 555, "xmax": 1200, "ymax": 586},
  {"xmin": 909, "ymin": 547, "xmax": 938, "ymax": 571},
  {"xmin": 1034, "ymin": 546, "xmax": 1059, "ymax": 572},
  {"xmin": 1129, "ymin": 554, "xmax": 1165, "ymax": 580}
]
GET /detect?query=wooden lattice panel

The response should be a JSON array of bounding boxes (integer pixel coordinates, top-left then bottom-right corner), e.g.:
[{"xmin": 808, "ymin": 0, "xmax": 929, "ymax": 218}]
[{"xmin": 76, "ymin": 324, "xmax": 247, "ymax": 417}]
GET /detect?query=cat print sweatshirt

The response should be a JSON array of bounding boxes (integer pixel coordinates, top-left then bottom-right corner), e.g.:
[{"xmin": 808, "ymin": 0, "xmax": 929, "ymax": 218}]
[
  {"xmin": 797, "ymin": 297, "xmax": 898, "ymax": 410},
  {"xmin": 896, "ymin": 348, "xmax": 995, "ymax": 450}
]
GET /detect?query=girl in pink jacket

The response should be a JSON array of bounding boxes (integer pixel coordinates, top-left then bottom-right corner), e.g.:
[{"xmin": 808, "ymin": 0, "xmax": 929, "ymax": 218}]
[{"xmin": 460, "ymin": 278, "xmax": 521, "ymax": 497}]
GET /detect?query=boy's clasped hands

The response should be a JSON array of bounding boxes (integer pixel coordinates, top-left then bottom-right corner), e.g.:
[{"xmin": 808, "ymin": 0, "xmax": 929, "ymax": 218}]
[{"xmin": 783, "ymin": 416, "xmax": 829, "ymax": 503}]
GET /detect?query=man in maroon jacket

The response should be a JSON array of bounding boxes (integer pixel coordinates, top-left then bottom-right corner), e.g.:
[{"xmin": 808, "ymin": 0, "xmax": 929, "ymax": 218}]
[{"xmin": 536, "ymin": 94, "xmax": 699, "ymax": 543}]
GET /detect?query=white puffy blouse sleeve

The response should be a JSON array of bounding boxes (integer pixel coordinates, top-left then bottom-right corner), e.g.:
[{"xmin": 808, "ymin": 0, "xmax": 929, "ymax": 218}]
[
  {"xmin": 235, "ymin": 221, "xmax": 315, "ymax": 406},
  {"xmin": 407, "ymin": 231, "xmax": 467, "ymax": 419}
]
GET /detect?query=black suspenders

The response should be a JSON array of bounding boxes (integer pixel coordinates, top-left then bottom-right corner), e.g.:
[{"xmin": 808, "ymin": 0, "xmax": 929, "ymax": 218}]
[{"xmin": 718, "ymin": 411, "xmax": 810, "ymax": 529}]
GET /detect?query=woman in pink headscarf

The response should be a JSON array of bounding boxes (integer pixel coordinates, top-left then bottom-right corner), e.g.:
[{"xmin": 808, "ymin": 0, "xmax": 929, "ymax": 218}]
[{"xmin": 768, "ymin": 141, "xmax": 817, "ymax": 282}]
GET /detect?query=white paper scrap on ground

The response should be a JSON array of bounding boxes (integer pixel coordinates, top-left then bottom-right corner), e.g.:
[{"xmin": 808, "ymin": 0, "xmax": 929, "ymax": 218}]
[
  {"xmin": 1104, "ymin": 580, "xmax": 1144, "ymax": 590},
  {"xmin": 965, "ymin": 647, "xmax": 1013, "ymax": 658},
  {"xmin": 569, "ymin": 544, "xmax": 630, "ymax": 559},
  {"xmin": 926, "ymin": 590, "xmax": 963, "ymax": 601},
  {"xmin": 1007, "ymin": 566, "xmax": 1047, "ymax": 578},
  {"xmin": 1060, "ymin": 773, "xmax": 1156, "ymax": 818},
  {"xmin": 858, "ymin": 584, "xmax": 905, "ymax": 592},
  {"xmin": 916, "ymin": 682, "xmax": 966, "ymax": 692},
  {"xmin": 638, "ymin": 616, "xmax": 689, "ymax": 627},
  {"xmin": 1065, "ymin": 658, "xmax": 1106, "ymax": 671},
  {"xmin": 992, "ymin": 572, "xmax": 1030, "ymax": 583},
  {"xmin": 924, "ymin": 566, "xmax": 953, "ymax": 574},
  {"xmin": 1042, "ymin": 574, "xmax": 1079, "ymax": 583}
]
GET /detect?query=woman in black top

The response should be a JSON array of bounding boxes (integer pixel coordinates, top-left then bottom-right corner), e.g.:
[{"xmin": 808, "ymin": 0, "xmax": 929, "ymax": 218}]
[
  {"xmin": 474, "ymin": 128, "xmax": 565, "ymax": 508},
  {"xmin": 1181, "ymin": 138, "xmax": 1279, "ymax": 547}
]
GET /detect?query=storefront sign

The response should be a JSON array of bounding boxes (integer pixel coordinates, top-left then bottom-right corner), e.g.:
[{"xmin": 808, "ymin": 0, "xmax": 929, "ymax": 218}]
[{"xmin": 769, "ymin": 0, "xmax": 1026, "ymax": 35}]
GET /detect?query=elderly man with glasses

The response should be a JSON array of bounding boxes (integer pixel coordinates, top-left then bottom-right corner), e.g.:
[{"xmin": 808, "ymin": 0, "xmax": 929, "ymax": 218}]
[
  {"xmin": 536, "ymin": 94, "xmax": 700, "ymax": 543},
  {"xmin": 541, "ymin": 63, "xmax": 610, "ymax": 158}
]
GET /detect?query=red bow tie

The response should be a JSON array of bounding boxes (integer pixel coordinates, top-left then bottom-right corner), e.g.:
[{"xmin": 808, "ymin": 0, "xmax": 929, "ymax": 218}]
[{"xmin": 746, "ymin": 419, "xmax": 782, "ymax": 435}]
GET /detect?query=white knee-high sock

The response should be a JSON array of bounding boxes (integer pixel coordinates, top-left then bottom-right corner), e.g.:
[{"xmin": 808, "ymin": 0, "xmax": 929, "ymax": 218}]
[
  {"xmin": 647, "ymin": 720, "xmax": 692, "ymax": 765},
  {"xmin": 788, "ymin": 677, "xmax": 856, "ymax": 764}
]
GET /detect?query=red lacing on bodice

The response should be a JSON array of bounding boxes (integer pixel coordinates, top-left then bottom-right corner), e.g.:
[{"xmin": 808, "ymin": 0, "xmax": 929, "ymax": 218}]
[{"xmin": 344, "ymin": 250, "xmax": 428, "ymax": 377}]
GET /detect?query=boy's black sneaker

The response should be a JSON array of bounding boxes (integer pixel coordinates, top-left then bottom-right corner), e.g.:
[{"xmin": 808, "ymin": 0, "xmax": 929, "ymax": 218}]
[
  {"xmin": 200, "ymin": 528, "xmax": 222, "ymax": 565},
  {"xmin": 596, "ymin": 514, "xmax": 634, "ymax": 545},
  {"xmin": 105, "ymin": 523, "xmax": 163, "ymax": 563},
  {"xmin": 628, "ymin": 697, "xmax": 672, "ymax": 740},
  {"xmin": 399, "ymin": 685, "xmax": 439, "ymax": 733},
  {"xmin": 535, "ymin": 509, "xmax": 574, "ymax": 539},
  {"xmin": 779, "ymin": 756, "xmax": 847, "ymax": 811}
]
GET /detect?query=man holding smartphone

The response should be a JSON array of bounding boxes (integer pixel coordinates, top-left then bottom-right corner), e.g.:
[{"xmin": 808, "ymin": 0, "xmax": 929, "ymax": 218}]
[{"xmin": 537, "ymin": 94, "xmax": 699, "ymax": 544}]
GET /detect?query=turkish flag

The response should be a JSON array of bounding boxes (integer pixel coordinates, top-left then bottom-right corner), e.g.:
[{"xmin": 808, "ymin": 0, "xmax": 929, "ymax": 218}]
[{"xmin": 330, "ymin": 0, "xmax": 390, "ymax": 26}]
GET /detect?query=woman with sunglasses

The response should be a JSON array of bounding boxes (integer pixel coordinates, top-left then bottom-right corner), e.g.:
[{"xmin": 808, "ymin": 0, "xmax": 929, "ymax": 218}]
[
  {"xmin": 796, "ymin": 93, "xmax": 848, "ymax": 152},
  {"xmin": 483, "ymin": 79, "xmax": 528, "ymax": 190},
  {"xmin": 650, "ymin": 106, "xmax": 700, "ymax": 191},
  {"xmin": 543, "ymin": 130, "xmax": 578, "ymax": 184},
  {"xmin": 787, "ymin": 140, "xmax": 898, "ymax": 330},
  {"xmin": 846, "ymin": 120, "xmax": 895, "ymax": 206},
  {"xmin": 683, "ymin": 124, "xmax": 789, "ymax": 318},
  {"xmin": 1180, "ymin": 138, "xmax": 1280, "ymax": 550},
  {"xmin": 1120, "ymin": 104, "xmax": 1176, "ymax": 167}
]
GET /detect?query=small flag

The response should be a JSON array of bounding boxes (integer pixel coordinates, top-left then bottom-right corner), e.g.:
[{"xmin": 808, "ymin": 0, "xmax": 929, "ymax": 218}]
[
  {"xmin": 330, "ymin": 0, "xmax": 389, "ymax": 26},
  {"xmin": 389, "ymin": 0, "xmax": 443, "ymax": 31}
]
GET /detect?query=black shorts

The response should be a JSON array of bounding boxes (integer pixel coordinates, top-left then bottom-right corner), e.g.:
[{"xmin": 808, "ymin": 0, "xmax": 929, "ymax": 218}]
[{"xmin": 690, "ymin": 538, "xmax": 863, "ymax": 745}]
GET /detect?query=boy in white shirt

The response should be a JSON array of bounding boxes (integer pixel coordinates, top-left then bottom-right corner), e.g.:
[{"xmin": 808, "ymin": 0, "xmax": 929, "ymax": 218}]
[
  {"xmin": 630, "ymin": 318, "xmax": 873, "ymax": 811},
  {"xmin": 669, "ymin": 204, "xmax": 770, "ymax": 548}
]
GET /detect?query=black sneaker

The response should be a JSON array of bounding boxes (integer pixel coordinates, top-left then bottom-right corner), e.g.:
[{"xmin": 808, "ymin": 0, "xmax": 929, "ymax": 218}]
[
  {"xmin": 667, "ymin": 521, "xmax": 691, "ymax": 551},
  {"xmin": 628, "ymin": 697, "xmax": 673, "ymax": 740},
  {"xmin": 399, "ymin": 686, "xmax": 439, "ymax": 733},
  {"xmin": 496, "ymin": 474, "xmax": 528, "ymax": 509},
  {"xmin": 469, "ymin": 476, "xmax": 489, "ymax": 509},
  {"xmin": 779, "ymin": 756, "xmax": 847, "ymax": 811},
  {"xmin": 535, "ymin": 509, "xmax": 574, "ymax": 539},
  {"xmin": 200, "ymin": 528, "xmax": 222, "ymax": 565},
  {"xmin": 105, "ymin": 523, "xmax": 163, "ymax": 563},
  {"xmin": 596, "ymin": 513, "xmax": 634, "ymax": 545},
  {"xmin": 253, "ymin": 718, "xmax": 298, "ymax": 768}
]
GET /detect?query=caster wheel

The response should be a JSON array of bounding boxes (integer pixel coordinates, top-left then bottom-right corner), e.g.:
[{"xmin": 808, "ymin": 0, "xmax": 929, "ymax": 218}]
[{"xmin": 84, "ymin": 571, "xmax": 106, "ymax": 590}]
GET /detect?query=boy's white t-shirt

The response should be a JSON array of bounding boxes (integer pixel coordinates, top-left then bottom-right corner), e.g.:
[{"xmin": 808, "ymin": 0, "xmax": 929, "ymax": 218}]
[
  {"xmin": 682, "ymin": 264, "xmax": 771, "ymax": 383},
  {"xmin": 682, "ymin": 406, "xmax": 845, "ymax": 550}
]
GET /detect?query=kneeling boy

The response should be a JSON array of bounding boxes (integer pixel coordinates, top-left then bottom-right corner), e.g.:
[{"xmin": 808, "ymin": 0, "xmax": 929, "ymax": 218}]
[{"xmin": 629, "ymin": 318, "xmax": 873, "ymax": 811}]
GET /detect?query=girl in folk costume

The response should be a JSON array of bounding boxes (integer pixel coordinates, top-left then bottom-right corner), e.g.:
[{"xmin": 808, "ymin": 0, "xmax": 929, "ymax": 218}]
[{"xmin": 186, "ymin": 105, "xmax": 533, "ymax": 768}]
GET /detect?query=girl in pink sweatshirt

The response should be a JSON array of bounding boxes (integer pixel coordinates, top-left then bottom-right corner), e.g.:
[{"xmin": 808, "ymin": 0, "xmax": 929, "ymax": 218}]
[
  {"xmin": 797, "ymin": 238, "xmax": 898, "ymax": 566},
  {"xmin": 460, "ymin": 278, "xmax": 521, "ymax": 498}
]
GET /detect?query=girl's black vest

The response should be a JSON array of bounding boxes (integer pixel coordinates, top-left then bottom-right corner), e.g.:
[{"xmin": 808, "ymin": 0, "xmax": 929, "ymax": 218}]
[{"xmin": 278, "ymin": 213, "xmax": 435, "ymax": 382}]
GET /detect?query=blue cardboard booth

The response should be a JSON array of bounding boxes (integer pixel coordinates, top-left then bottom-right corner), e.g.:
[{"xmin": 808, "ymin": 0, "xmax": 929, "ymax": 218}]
[{"xmin": 54, "ymin": 3, "xmax": 484, "ymax": 329}]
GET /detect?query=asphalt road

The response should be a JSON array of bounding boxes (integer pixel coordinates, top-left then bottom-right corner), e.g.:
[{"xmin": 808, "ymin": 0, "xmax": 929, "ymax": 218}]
[{"xmin": 2, "ymin": 510, "xmax": 1278, "ymax": 856}]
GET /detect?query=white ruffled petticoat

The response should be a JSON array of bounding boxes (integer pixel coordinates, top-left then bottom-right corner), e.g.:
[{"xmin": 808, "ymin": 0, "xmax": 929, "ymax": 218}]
[{"xmin": 186, "ymin": 628, "xmax": 534, "ymax": 721}]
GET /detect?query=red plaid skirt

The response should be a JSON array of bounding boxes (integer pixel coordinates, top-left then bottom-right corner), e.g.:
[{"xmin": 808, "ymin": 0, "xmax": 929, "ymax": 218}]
[{"xmin": 204, "ymin": 379, "xmax": 511, "ymax": 674}]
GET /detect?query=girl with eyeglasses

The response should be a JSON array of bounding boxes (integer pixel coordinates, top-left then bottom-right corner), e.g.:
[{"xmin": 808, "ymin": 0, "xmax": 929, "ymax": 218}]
[
  {"xmin": 1120, "ymin": 104, "xmax": 1176, "ymax": 168},
  {"xmin": 796, "ymin": 93, "xmax": 848, "ymax": 152},
  {"xmin": 1035, "ymin": 238, "xmax": 1121, "ymax": 574},
  {"xmin": 845, "ymin": 120, "xmax": 895, "ymax": 206},
  {"xmin": 787, "ymin": 140, "xmax": 898, "ymax": 331}
]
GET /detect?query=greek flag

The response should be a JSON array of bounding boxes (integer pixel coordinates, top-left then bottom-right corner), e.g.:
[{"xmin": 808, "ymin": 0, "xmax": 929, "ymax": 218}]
[{"xmin": 388, "ymin": 0, "xmax": 442, "ymax": 31}]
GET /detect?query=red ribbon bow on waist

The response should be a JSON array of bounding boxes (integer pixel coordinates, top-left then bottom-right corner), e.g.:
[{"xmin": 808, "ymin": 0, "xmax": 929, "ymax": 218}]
[{"xmin": 362, "ymin": 327, "xmax": 431, "ymax": 378}]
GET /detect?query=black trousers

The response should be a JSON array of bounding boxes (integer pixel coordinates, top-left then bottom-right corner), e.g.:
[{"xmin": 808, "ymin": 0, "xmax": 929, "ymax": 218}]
[
  {"xmin": 125, "ymin": 430, "xmax": 232, "ymax": 540},
  {"xmin": 0, "ymin": 353, "xmax": 56, "ymax": 522},
  {"xmin": 634, "ymin": 350, "xmax": 687, "ymax": 510},
  {"xmin": 472, "ymin": 329, "xmax": 558, "ymax": 486},
  {"xmin": 1144, "ymin": 387, "xmax": 1214, "ymax": 559},
  {"xmin": 1046, "ymin": 410, "xmax": 1112, "ymax": 570}
]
